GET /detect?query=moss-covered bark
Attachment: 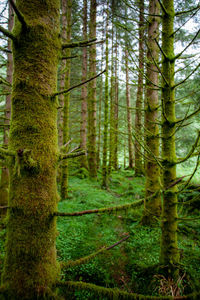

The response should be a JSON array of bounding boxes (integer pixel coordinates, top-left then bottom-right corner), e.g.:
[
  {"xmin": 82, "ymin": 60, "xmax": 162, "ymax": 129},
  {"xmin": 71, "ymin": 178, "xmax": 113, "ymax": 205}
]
[
  {"xmin": 102, "ymin": 3, "xmax": 109, "ymax": 188},
  {"xmin": 80, "ymin": 0, "xmax": 89, "ymax": 170},
  {"xmin": 159, "ymin": 0, "xmax": 179, "ymax": 278},
  {"xmin": 0, "ymin": 3, "xmax": 14, "ymax": 210},
  {"xmin": 1, "ymin": 0, "xmax": 61, "ymax": 298},
  {"xmin": 141, "ymin": 0, "xmax": 161, "ymax": 225},
  {"xmin": 87, "ymin": 0, "xmax": 97, "ymax": 179},
  {"xmin": 60, "ymin": 0, "xmax": 72, "ymax": 199},
  {"xmin": 134, "ymin": 0, "xmax": 144, "ymax": 177}
]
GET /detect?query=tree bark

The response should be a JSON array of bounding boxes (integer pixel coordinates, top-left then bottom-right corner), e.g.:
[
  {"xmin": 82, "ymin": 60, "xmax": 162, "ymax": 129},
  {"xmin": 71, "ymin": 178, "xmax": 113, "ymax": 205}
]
[
  {"xmin": 60, "ymin": 0, "xmax": 72, "ymax": 199},
  {"xmin": 160, "ymin": 0, "xmax": 179, "ymax": 278},
  {"xmin": 1, "ymin": 0, "xmax": 60, "ymax": 297},
  {"xmin": 80, "ymin": 0, "xmax": 89, "ymax": 170},
  {"xmin": 134, "ymin": 0, "xmax": 145, "ymax": 177},
  {"xmin": 87, "ymin": 0, "xmax": 97, "ymax": 179},
  {"xmin": 0, "ymin": 2, "xmax": 14, "ymax": 209},
  {"xmin": 141, "ymin": 0, "xmax": 161, "ymax": 225}
]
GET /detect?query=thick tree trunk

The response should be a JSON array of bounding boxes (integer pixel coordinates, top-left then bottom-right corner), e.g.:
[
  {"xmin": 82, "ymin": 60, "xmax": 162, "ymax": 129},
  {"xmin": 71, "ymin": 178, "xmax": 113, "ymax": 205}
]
[
  {"xmin": 141, "ymin": 0, "xmax": 161, "ymax": 225},
  {"xmin": 87, "ymin": 0, "xmax": 97, "ymax": 179},
  {"xmin": 1, "ymin": 0, "xmax": 60, "ymax": 298},
  {"xmin": 80, "ymin": 0, "xmax": 89, "ymax": 170},
  {"xmin": 125, "ymin": 49, "xmax": 134, "ymax": 169},
  {"xmin": 134, "ymin": 0, "xmax": 144, "ymax": 177},
  {"xmin": 102, "ymin": 3, "xmax": 109, "ymax": 188},
  {"xmin": 113, "ymin": 32, "xmax": 119, "ymax": 170},
  {"xmin": 0, "ymin": 3, "xmax": 14, "ymax": 209},
  {"xmin": 61, "ymin": 0, "xmax": 72, "ymax": 199},
  {"xmin": 160, "ymin": 0, "xmax": 179, "ymax": 278}
]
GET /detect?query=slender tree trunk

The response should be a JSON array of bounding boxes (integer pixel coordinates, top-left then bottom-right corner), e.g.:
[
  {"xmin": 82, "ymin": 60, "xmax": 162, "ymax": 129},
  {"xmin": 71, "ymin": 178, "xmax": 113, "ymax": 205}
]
[
  {"xmin": 160, "ymin": 0, "xmax": 179, "ymax": 278},
  {"xmin": 141, "ymin": 0, "xmax": 161, "ymax": 225},
  {"xmin": 113, "ymin": 32, "xmax": 119, "ymax": 170},
  {"xmin": 1, "ymin": 0, "xmax": 60, "ymax": 298},
  {"xmin": 125, "ymin": 48, "xmax": 134, "ymax": 169},
  {"xmin": 87, "ymin": 0, "xmax": 97, "ymax": 179},
  {"xmin": 97, "ymin": 27, "xmax": 104, "ymax": 170},
  {"xmin": 102, "ymin": 2, "xmax": 109, "ymax": 188},
  {"xmin": 0, "ymin": 3, "xmax": 14, "ymax": 208},
  {"xmin": 134, "ymin": 0, "xmax": 144, "ymax": 176},
  {"xmin": 108, "ymin": 21, "xmax": 115, "ymax": 173},
  {"xmin": 60, "ymin": 0, "xmax": 72, "ymax": 199},
  {"xmin": 80, "ymin": 0, "xmax": 89, "ymax": 170}
]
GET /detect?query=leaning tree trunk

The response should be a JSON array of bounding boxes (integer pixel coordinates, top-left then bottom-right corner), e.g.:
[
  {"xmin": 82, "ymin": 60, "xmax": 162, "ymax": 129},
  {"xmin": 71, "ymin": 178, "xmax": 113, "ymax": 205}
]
[
  {"xmin": 159, "ymin": 0, "xmax": 179, "ymax": 278},
  {"xmin": 141, "ymin": 0, "xmax": 161, "ymax": 225},
  {"xmin": 87, "ymin": 0, "xmax": 97, "ymax": 179},
  {"xmin": 134, "ymin": 0, "xmax": 144, "ymax": 177},
  {"xmin": 0, "ymin": 3, "xmax": 13, "ymax": 209},
  {"xmin": 1, "ymin": 0, "xmax": 60, "ymax": 298},
  {"xmin": 60, "ymin": 0, "xmax": 72, "ymax": 199}
]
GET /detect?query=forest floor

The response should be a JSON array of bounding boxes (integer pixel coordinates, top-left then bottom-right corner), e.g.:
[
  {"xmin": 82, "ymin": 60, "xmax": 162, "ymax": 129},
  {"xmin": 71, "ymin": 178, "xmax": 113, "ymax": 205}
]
[
  {"xmin": 56, "ymin": 169, "xmax": 200, "ymax": 299},
  {"xmin": 0, "ymin": 169, "xmax": 200, "ymax": 299}
]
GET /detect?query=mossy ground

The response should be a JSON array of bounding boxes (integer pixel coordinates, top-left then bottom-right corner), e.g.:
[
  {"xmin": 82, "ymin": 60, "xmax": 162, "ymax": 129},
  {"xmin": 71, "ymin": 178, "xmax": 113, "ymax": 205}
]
[{"xmin": 1, "ymin": 169, "xmax": 200, "ymax": 299}]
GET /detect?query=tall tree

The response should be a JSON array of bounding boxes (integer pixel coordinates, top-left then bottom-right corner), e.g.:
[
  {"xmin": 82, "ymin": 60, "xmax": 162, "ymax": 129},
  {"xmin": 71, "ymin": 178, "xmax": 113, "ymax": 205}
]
[
  {"xmin": 134, "ymin": 0, "xmax": 144, "ymax": 176},
  {"xmin": 80, "ymin": 0, "xmax": 89, "ymax": 170},
  {"xmin": 102, "ymin": 1, "xmax": 109, "ymax": 188},
  {"xmin": 159, "ymin": 0, "xmax": 179, "ymax": 278},
  {"xmin": 1, "ymin": 0, "xmax": 60, "ymax": 297},
  {"xmin": 87, "ymin": 0, "xmax": 97, "ymax": 179},
  {"xmin": 141, "ymin": 0, "xmax": 161, "ymax": 225},
  {"xmin": 0, "ymin": 2, "xmax": 13, "ymax": 208},
  {"xmin": 60, "ymin": 0, "xmax": 72, "ymax": 199}
]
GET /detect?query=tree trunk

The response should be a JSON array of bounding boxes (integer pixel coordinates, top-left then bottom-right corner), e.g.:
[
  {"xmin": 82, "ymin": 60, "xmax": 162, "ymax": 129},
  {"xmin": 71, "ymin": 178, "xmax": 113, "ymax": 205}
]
[
  {"xmin": 141, "ymin": 0, "xmax": 161, "ymax": 225},
  {"xmin": 113, "ymin": 32, "xmax": 119, "ymax": 170},
  {"xmin": 1, "ymin": 0, "xmax": 60, "ymax": 298},
  {"xmin": 0, "ymin": 3, "xmax": 14, "ymax": 209},
  {"xmin": 87, "ymin": 0, "xmax": 97, "ymax": 179},
  {"xmin": 102, "ymin": 2, "xmax": 109, "ymax": 188},
  {"xmin": 159, "ymin": 0, "xmax": 179, "ymax": 278},
  {"xmin": 134, "ymin": 0, "xmax": 144, "ymax": 177},
  {"xmin": 60, "ymin": 0, "xmax": 72, "ymax": 199},
  {"xmin": 125, "ymin": 48, "xmax": 134, "ymax": 169},
  {"xmin": 80, "ymin": 0, "xmax": 89, "ymax": 170}
]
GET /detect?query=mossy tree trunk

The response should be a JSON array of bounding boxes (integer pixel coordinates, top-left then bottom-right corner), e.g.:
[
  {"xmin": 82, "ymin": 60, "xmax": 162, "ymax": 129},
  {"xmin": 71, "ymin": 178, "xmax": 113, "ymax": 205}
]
[
  {"xmin": 1, "ymin": 0, "xmax": 61, "ymax": 298},
  {"xmin": 113, "ymin": 31, "xmax": 119, "ymax": 170},
  {"xmin": 60, "ymin": 0, "xmax": 72, "ymax": 199},
  {"xmin": 125, "ymin": 48, "xmax": 134, "ymax": 169},
  {"xmin": 108, "ymin": 19, "xmax": 115, "ymax": 174},
  {"xmin": 0, "ymin": 3, "xmax": 14, "ymax": 209},
  {"xmin": 102, "ymin": 2, "xmax": 109, "ymax": 188},
  {"xmin": 87, "ymin": 0, "xmax": 97, "ymax": 179},
  {"xmin": 134, "ymin": 0, "xmax": 144, "ymax": 177},
  {"xmin": 159, "ymin": 0, "xmax": 179, "ymax": 278},
  {"xmin": 141, "ymin": 0, "xmax": 161, "ymax": 225},
  {"xmin": 80, "ymin": 0, "xmax": 89, "ymax": 170}
]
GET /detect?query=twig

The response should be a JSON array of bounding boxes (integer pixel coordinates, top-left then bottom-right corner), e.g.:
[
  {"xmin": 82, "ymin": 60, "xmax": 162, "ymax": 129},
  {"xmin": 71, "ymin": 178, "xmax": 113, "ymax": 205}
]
[{"xmin": 52, "ymin": 69, "xmax": 106, "ymax": 97}]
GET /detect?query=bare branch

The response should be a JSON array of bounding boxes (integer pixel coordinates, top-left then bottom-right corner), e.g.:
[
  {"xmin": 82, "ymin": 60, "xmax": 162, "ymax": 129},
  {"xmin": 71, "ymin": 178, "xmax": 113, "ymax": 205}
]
[
  {"xmin": 62, "ymin": 38, "xmax": 96, "ymax": 49},
  {"xmin": 61, "ymin": 55, "xmax": 78, "ymax": 60},
  {"xmin": 52, "ymin": 69, "xmax": 106, "ymax": 97},
  {"xmin": 0, "ymin": 25, "xmax": 16, "ymax": 41},
  {"xmin": 0, "ymin": 46, "xmax": 12, "ymax": 54},
  {"xmin": 173, "ymin": 63, "xmax": 200, "ymax": 88},
  {"xmin": 176, "ymin": 131, "xmax": 200, "ymax": 165},
  {"xmin": 157, "ymin": 0, "xmax": 168, "ymax": 15},
  {"xmin": 8, "ymin": 0, "xmax": 26, "ymax": 27},
  {"xmin": 61, "ymin": 235, "xmax": 130, "ymax": 269},
  {"xmin": 175, "ymin": 5, "xmax": 200, "ymax": 16},
  {"xmin": 59, "ymin": 150, "xmax": 86, "ymax": 161}
]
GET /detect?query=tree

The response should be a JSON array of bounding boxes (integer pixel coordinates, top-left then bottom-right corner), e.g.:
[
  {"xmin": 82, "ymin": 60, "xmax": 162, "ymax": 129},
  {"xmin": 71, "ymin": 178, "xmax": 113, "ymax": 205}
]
[
  {"xmin": 87, "ymin": 0, "xmax": 97, "ymax": 179},
  {"xmin": 141, "ymin": 0, "xmax": 161, "ymax": 225},
  {"xmin": 134, "ymin": 0, "xmax": 145, "ymax": 176},
  {"xmin": 0, "ymin": 2, "xmax": 13, "ymax": 208},
  {"xmin": 0, "ymin": 0, "xmax": 60, "ymax": 297}
]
